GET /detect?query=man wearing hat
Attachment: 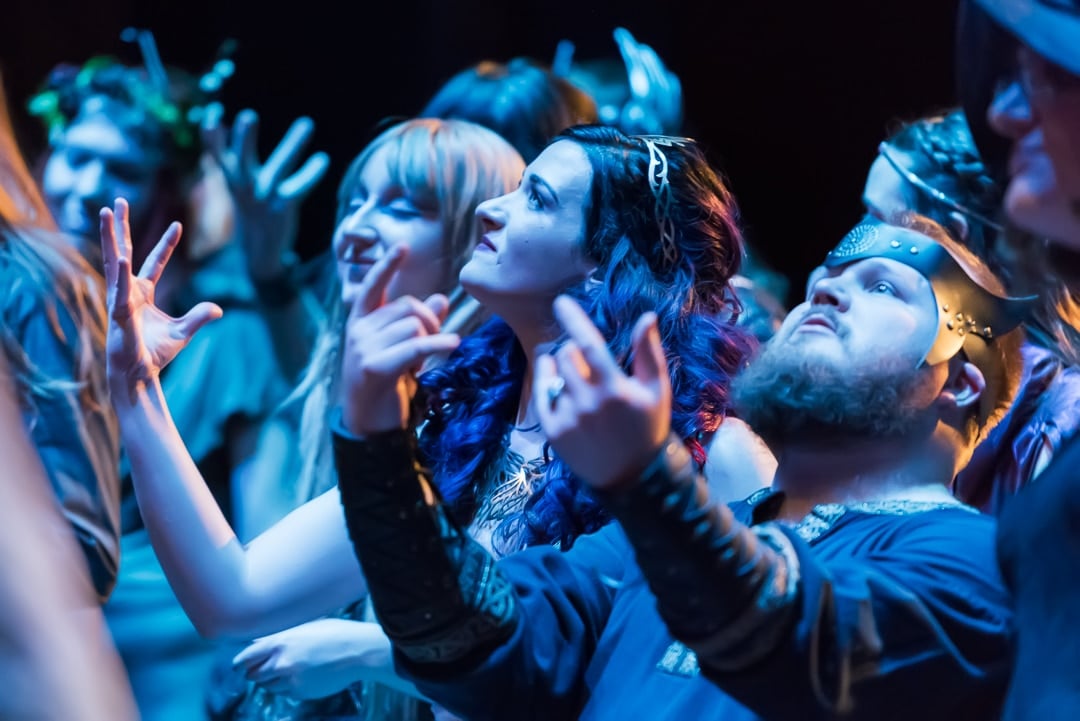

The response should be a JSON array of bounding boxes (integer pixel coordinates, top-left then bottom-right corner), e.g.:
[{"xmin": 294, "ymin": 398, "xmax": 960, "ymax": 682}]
[
  {"xmin": 958, "ymin": 0, "xmax": 1080, "ymax": 249},
  {"xmin": 958, "ymin": 3, "xmax": 1080, "ymax": 719},
  {"xmin": 333, "ymin": 214, "xmax": 1027, "ymax": 720}
]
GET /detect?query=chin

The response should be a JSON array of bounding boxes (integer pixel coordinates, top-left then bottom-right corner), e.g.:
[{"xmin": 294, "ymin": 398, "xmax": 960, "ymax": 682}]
[
  {"xmin": 1006, "ymin": 182, "xmax": 1080, "ymax": 251},
  {"xmin": 458, "ymin": 263, "xmax": 496, "ymax": 304}
]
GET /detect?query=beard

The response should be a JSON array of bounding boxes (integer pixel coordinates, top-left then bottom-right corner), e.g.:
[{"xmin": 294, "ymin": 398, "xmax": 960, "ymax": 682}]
[{"xmin": 732, "ymin": 332, "xmax": 933, "ymax": 450}]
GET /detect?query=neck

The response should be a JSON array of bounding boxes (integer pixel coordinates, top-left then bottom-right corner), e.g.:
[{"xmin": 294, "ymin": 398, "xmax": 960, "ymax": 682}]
[
  {"xmin": 769, "ymin": 435, "xmax": 958, "ymax": 522},
  {"xmin": 497, "ymin": 300, "xmax": 561, "ymax": 429}
]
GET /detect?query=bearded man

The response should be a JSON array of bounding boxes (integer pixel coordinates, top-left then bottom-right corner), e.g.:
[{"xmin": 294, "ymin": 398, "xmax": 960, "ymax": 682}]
[{"xmin": 332, "ymin": 214, "xmax": 1027, "ymax": 720}]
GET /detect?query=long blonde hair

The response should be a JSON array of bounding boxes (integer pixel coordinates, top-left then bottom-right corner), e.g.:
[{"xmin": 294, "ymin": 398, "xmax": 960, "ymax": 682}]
[
  {"xmin": 291, "ymin": 118, "xmax": 524, "ymax": 502},
  {"xmin": 0, "ymin": 77, "xmax": 111, "ymax": 425}
]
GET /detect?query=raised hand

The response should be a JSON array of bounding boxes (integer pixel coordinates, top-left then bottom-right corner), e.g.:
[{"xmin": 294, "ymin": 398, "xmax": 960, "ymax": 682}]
[
  {"xmin": 232, "ymin": 619, "xmax": 393, "ymax": 700},
  {"xmin": 100, "ymin": 198, "xmax": 223, "ymax": 403},
  {"xmin": 339, "ymin": 246, "xmax": 460, "ymax": 436},
  {"xmin": 613, "ymin": 27, "xmax": 684, "ymax": 136},
  {"xmin": 535, "ymin": 296, "xmax": 671, "ymax": 490},
  {"xmin": 202, "ymin": 105, "xmax": 330, "ymax": 282}
]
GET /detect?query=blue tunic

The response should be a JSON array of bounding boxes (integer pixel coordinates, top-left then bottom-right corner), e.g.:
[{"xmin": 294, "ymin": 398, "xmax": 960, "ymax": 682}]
[{"xmin": 402, "ymin": 492, "xmax": 1011, "ymax": 721}]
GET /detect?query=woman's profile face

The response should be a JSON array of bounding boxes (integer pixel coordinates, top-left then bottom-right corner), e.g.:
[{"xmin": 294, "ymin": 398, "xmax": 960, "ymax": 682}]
[
  {"xmin": 862, "ymin": 148, "xmax": 919, "ymax": 222},
  {"xmin": 334, "ymin": 143, "xmax": 448, "ymax": 304},
  {"xmin": 461, "ymin": 139, "xmax": 596, "ymax": 310}
]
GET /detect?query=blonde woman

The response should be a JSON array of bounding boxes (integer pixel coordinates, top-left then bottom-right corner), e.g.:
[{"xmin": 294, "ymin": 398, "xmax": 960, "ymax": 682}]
[{"xmin": 105, "ymin": 118, "xmax": 525, "ymax": 720}]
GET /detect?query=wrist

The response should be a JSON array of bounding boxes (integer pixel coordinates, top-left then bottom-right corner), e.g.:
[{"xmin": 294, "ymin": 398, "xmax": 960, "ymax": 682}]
[
  {"xmin": 251, "ymin": 253, "xmax": 301, "ymax": 309},
  {"xmin": 114, "ymin": 375, "xmax": 168, "ymax": 429},
  {"xmin": 599, "ymin": 434, "xmax": 691, "ymax": 497}
]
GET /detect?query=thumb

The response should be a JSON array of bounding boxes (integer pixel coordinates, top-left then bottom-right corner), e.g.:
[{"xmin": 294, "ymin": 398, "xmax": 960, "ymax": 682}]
[
  {"xmin": 175, "ymin": 302, "xmax": 224, "ymax": 341},
  {"xmin": 232, "ymin": 639, "xmax": 273, "ymax": 669},
  {"xmin": 630, "ymin": 312, "xmax": 666, "ymax": 387}
]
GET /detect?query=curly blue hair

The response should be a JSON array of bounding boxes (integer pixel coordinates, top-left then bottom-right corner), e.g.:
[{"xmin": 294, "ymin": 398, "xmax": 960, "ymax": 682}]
[{"xmin": 419, "ymin": 125, "xmax": 754, "ymax": 551}]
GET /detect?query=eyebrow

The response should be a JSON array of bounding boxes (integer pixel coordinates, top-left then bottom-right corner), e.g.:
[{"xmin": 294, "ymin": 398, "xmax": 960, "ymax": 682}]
[{"xmin": 528, "ymin": 173, "xmax": 559, "ymax": 206}]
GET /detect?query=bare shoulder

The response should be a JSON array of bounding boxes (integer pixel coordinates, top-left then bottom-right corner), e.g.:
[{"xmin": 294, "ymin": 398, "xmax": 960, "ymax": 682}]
[{"xmin": 704, "ymin": 418, "xmax": 777, "ymax": 503}]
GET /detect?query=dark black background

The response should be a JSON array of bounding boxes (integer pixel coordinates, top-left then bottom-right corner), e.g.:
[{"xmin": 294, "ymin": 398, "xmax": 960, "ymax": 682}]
[{"xmin": 2, "ymin": 0, "xmax": 960, "ymax": 303}]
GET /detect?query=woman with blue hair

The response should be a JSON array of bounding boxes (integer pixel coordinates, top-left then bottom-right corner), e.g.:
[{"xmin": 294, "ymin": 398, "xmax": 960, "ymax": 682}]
[{"xmin": 98, "ymin": 124, "xmax": 757, "ymax": 714}]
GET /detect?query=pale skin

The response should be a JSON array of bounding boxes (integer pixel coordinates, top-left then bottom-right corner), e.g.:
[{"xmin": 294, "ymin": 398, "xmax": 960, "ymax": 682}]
[
  {"xmin": 988, "ymin": 46, "xmax": 1080, "ymax": 249},
  {"xmin": 0, "ymin": 349, "xmax": 136, "ymax": 721},
  {"xmin": 202, "ymin": 104, "xmax": 330, "ymax": 381},
  {"xmin": 99, "ymin": 137, "xmax": 771, "ymax": 699},
  {"xmin": 983, "ymin": 40, "xmax": 1080, "ymax": 721},
  {"xmin": 100, "ymin": 195, "xmax": 544, "ymax": 701},
  {"xmin": 101, "ymin": 198, "xmax": 367, "ymax": 639},
  {"xmin": 98, "ymin": 195, "xmax": 552, "ymax": 700}
]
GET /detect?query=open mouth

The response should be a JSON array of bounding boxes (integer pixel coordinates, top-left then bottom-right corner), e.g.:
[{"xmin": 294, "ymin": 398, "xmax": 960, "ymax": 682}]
[{"xmin": 797, "ymin": 314, "xmax": 837, "ymax": 333}]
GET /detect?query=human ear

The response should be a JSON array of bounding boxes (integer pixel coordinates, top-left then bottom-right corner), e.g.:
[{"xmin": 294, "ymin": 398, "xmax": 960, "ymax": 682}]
[{"xmin": 939, "ymin": 359, "xmax": 986, "ymax": 411}]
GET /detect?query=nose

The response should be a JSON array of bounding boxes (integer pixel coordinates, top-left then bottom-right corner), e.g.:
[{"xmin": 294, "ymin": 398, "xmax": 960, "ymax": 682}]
[
  {"xmin": 808, "ymin": 274, "xmax": 850, "ymax": 312},
  {"xmin": 338, "ymin": 202, "xmax": 380, "ymax": 250},
  {"xmin": 475, "ymin": 196, "xmax": 506, "ymax": 233},
  {"xmin": 988, "ymin": 80, "xmax": 1036, "ymax": 142},
  {"xmin": 71, "ymin": 161, "xmax": 110, "ymax": 206}
]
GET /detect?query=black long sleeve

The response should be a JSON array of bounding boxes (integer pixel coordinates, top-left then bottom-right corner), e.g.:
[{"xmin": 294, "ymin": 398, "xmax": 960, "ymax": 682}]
[
  {"xmin": 332, "ymin": 418, "xmax": 518, "ymax": 668},
  {"xmin": 598, "ymin": 434, "xmax": 799, "ymax": 672}
]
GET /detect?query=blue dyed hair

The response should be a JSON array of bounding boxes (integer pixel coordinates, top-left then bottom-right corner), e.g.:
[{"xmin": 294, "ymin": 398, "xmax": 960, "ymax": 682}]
[{"xmin": 420, "ymin": 125, "xmax": 754, "ymax": 551}]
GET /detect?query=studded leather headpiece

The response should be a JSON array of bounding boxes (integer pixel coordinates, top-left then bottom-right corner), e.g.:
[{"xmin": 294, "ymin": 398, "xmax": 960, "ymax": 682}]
[{"xmin": 825, "ymin": 216, "xmax": 1033, "ymax": 367}]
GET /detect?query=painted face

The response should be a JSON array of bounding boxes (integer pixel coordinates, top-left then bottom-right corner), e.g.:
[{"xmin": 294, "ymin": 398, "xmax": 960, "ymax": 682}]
[
  {"xmin": 42, "ymin": 109, "xmax": 161, "ymax": 248},
  {"xmin": 334, "ymin": 143, "xmax": 448, "ymax": 303},
  {"xmin": 460, "ymin": 139, "xmax": 596, "ymax": 312},
  {"xmin": 777, "ymin": 238, "xmax": 940, "ymax": 372},
  {"xmin": 988, "ymin": 46, "xmax": 1080, "ymax": 247},
  {"xmin": 862, "ymin": 149, "xmax": 920, "ymax": 221}
]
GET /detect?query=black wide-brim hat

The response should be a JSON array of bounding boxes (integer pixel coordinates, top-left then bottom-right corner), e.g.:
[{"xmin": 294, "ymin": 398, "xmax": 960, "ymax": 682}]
[
  {"xmin": 956, "ymin": 0, "xmax": 1017, "ymax": 185},
  {"xmin": 956, "ymin": 0, "xmax": 1080, "ymax": 184},
  {"xmin": 976, "ymin": 0, "xmax": 1080, "ymax": 75}
]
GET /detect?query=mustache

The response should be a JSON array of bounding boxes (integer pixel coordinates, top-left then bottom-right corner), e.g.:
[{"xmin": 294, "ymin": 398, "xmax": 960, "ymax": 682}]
[{"xmin": 784, "ymin": 305, "xmax": 845, "ymax": 338}]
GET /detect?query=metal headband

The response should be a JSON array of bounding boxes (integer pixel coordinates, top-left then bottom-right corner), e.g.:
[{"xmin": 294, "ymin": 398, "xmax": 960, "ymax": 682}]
[
  {"xmin": 635, "ymin": 135, "xmax": 693, "ymax": 270},
  {"xmin": 825, "ymin": 216, "xmax": 1034, "ymax": 367},
  {"xmin": 877, "ymin": 142, "xmax": 1005, "ymax": 233}
]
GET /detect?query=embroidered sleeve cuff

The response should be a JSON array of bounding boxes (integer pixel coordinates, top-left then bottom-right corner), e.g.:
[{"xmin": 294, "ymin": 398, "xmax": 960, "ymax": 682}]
[
  {"xmin": 331, "ymin": 411, "xmax": 519, "ymax": 667},
  {"xmin": 598, "ymin": 432, "xmax": 800, "ymax": 672}
]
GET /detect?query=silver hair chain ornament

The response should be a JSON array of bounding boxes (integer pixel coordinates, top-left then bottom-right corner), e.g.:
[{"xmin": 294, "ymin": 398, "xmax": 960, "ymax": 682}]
[{"xmin": 636, "ymin": 135, "xmax": 692, "ymax": 270}]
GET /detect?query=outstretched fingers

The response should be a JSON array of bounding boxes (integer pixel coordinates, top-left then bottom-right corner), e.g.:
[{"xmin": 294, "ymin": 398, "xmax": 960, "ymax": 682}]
[
  {"xmin": 99, "ymin": 207, "xmax": 120, "ymax": 287},
  {"xmin": 552, "ymin": 295, "xmax": 622, "ymax": 382},
  {"xmin": 113, "ymin": 198, "xmax": 134, "ymax": 261},
  {"xmin": 137, "ymin": 222, "xmax": 183, "ymax": 285},
  {"xmin": 231, "ymin": 109, "xmax": 260, "ymax": 182},
  {"xmin": 614, "ymin": 27, "xmax": 650, "ymax": 99},
  {"xmin": 200, "ymin": 102, "xmax": 229, "ymax": 169},
  {"xmin": 175, "ymin": 301, "xmax": 224, "ymax": 341},
  {"xmin": 111, "ymin": 257, "xmax": 134, "ymax": 323},
  {"xmin": 629, "ymin": 312, "xmax": 667, "ymax": 388},
  {"xmin": 277, "ymin": 151, "xmax": 330, "ymax": 202},
  {"xmin": 260, "ymin": 116, "xmax": 327, "ymax": 198}
]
